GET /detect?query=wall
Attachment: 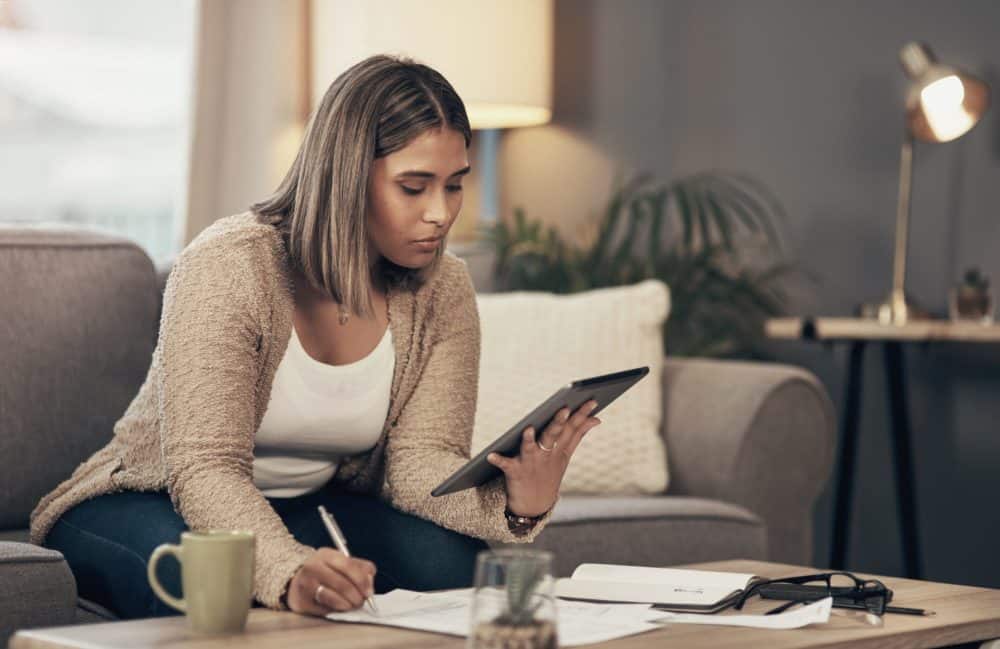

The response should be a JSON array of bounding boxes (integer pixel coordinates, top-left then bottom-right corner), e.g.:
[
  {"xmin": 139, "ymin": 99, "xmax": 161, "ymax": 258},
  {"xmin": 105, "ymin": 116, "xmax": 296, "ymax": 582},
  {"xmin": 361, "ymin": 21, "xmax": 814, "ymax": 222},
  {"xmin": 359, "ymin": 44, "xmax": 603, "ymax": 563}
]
[{"xmin": 501, "ymin": 0, "xmax": 1000, "ymax": 586}]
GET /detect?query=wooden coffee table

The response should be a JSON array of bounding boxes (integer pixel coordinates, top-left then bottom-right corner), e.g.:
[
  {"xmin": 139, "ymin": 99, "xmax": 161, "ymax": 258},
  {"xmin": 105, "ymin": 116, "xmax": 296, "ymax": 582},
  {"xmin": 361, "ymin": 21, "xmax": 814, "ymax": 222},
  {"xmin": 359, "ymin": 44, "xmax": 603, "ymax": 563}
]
[{"xmin": 10, "ymin": 560, "xmax": 1000, "ymax": 649}]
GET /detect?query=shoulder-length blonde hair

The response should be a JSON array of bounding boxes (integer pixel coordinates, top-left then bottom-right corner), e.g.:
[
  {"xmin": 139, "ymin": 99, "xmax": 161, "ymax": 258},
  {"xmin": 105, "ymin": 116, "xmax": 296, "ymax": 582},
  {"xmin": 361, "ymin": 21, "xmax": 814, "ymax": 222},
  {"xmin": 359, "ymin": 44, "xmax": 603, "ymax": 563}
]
[{"xmin": 252, "ymin": 54, "xmax": 472, "ymax": 319}]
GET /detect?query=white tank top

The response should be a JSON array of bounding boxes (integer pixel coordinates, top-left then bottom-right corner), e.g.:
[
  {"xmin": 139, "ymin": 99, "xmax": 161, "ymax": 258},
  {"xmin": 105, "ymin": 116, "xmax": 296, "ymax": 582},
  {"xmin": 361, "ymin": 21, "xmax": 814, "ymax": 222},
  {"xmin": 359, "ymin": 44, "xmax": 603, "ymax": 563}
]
[{"xmin": 252, "ymin": 324, "xmax": 394, "ymax": 498}]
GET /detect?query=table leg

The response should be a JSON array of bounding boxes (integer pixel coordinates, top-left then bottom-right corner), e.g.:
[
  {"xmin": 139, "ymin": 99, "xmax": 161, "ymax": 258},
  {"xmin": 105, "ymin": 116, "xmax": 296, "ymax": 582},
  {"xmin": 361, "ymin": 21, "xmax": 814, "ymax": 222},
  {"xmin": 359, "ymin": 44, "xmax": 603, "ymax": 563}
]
[
  {"xmin": 884, "ymin": 342, "xmax": 922, "ymax": 579},
  {"xmin": 831, "ymin": 341, "xmax": 866, "ymax": 570}
]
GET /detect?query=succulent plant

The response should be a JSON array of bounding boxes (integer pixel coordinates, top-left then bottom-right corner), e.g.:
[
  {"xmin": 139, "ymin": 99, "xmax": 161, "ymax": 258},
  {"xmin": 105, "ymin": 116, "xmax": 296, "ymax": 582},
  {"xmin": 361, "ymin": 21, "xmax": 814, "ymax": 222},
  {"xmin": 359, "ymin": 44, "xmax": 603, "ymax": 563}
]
[
  {"xmin": 496, "ymin": 559, "xmax": 545, "ymax": 626},
  {"xmin": 961, "ymin": 267, "xmax": 990, "ymax": 292}
]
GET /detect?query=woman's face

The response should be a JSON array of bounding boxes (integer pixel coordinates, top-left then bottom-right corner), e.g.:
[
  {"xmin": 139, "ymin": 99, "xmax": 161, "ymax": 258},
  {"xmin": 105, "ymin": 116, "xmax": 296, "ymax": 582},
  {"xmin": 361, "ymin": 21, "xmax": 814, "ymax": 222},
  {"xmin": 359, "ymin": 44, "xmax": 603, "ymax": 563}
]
[{"xmin": 367, "ymin": 127, "xmax": 470, "ymax": 269}]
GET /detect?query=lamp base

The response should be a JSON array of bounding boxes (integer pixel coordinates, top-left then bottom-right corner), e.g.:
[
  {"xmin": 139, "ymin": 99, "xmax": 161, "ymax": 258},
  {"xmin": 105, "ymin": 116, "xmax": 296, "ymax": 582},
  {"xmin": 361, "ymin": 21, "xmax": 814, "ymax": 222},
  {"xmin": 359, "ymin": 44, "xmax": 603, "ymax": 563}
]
[{"xmin": 858, "ymin": 294, "xmax": 931, "ymax": 325}]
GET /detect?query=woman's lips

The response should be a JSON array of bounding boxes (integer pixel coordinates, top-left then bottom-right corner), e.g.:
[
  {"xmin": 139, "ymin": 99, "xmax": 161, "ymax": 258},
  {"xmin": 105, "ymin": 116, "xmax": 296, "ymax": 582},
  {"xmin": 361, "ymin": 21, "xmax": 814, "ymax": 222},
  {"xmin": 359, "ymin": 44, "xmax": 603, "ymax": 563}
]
[{"xmin": 412, "ymin": 238, "xmax": 441, "ymax": 251}]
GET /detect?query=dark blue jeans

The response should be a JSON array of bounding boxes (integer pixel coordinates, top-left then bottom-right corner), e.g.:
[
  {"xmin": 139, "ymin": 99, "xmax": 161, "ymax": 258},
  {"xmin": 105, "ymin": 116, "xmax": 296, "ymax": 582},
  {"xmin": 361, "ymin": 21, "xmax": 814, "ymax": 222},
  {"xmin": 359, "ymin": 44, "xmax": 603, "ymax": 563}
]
[{"xmin": 45, "ymin": 488, "xmax": 487, "ymax": 619}]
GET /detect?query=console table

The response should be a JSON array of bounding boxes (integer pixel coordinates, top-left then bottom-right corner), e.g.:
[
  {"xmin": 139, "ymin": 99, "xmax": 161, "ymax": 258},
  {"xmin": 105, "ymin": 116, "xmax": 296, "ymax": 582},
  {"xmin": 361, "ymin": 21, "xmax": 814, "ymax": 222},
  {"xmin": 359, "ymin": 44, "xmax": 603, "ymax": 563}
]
[{"xmin": 765, "ymin": 317, "xmax": 1000, "ymax": 579}]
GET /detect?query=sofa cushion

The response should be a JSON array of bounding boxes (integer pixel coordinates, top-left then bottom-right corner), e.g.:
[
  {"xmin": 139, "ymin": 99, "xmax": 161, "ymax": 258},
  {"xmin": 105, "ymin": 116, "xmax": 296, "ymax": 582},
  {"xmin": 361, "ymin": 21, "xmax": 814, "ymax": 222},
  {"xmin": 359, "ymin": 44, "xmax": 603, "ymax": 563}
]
[
  {"xmin": 531, "ymin": 496, "xmax": 767, "ymax": 577},
  {"xmin": 474, "ymin": 280, "xmax": 671, "ymax": 494},
  {"xmin": 0, "ymin": 542, "xmax": 78, "ymax": 643},
  {"xmin": 0, "ymin": 529, "xmax": 30, "ymax": 543},
  {"xmin": 0, "ymin": 225, "xmax": 159, "ymax": 530}
]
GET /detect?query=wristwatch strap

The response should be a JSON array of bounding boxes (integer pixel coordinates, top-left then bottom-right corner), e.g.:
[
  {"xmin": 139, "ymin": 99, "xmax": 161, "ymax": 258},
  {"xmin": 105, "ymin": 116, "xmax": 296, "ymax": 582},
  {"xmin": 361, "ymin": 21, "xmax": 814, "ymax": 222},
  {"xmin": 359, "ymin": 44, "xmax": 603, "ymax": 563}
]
[{"xmin": 504, "ymin": 506, "xmax": 547, "ymax": 536}]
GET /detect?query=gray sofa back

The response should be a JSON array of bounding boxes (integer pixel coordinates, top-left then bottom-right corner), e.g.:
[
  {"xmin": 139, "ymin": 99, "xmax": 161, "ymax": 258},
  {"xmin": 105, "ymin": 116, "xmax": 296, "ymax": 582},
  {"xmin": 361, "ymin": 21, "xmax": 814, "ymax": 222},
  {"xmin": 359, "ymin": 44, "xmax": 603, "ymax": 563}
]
[
  {"xmin": 2, "ymin": 224, "xmax": 834, "ymax": 569},
  {"xmin": 0, "ymin": 225, "xmax": 160, "ymax": 531}
]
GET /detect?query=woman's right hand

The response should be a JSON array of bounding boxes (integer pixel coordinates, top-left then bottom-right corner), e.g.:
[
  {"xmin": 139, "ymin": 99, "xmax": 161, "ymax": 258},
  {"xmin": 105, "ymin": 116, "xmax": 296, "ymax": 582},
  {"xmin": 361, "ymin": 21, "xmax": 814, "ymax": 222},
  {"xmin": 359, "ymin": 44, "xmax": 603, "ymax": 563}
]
[{"xmin": 285, "ymin": 548, "xmax": 377, "ymax": 615}]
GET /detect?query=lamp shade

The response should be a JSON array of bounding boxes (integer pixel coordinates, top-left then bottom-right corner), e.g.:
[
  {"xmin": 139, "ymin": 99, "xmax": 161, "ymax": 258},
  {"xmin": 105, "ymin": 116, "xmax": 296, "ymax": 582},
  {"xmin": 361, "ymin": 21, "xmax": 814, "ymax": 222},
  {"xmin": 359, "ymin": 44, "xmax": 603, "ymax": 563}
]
[
  {"xmin": 310, "ymin": 0, "xmax": 553, "ymax": 130},
  {"xmin": 900, "ymin": 42, "xmax": 990, "ymax": 143}
]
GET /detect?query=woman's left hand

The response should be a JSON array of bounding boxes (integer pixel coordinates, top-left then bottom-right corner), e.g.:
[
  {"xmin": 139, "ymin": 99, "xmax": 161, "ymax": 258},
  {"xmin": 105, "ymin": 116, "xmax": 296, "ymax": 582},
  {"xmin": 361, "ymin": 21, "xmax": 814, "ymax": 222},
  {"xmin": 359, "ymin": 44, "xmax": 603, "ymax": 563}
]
[{"xmin": 486, "ymin": 400, "xmax": 602, "ymax": 517}]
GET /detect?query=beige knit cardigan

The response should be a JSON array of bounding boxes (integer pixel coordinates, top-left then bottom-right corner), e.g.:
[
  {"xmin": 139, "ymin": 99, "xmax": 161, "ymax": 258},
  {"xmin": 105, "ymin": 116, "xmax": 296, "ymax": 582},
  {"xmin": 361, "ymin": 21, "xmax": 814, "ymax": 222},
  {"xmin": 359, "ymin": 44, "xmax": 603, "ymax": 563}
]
[{"xmin": 29, "ymin": 212, "xmax": 551, "ymax": 609}]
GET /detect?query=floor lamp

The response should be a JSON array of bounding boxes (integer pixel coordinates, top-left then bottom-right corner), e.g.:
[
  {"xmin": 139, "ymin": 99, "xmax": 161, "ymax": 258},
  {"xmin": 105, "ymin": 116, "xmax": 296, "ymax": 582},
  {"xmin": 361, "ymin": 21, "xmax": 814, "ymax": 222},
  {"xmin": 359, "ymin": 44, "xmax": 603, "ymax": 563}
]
[
  {"xmin": 308, "ymin": 0, "xmax": 553, "ymax": 236},
  {"xmin": 874, "ymin": 42, "xmax": 990, "ymax": 325}
]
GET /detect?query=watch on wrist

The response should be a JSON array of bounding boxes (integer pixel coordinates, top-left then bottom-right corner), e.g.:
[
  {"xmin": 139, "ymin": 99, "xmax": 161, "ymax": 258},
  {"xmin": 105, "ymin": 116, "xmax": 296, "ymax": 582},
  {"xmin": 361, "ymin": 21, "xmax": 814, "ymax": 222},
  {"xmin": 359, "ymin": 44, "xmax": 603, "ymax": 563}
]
[{"xmin": 504, "ymin": 506, "xmax": 547, "ymax": 535}]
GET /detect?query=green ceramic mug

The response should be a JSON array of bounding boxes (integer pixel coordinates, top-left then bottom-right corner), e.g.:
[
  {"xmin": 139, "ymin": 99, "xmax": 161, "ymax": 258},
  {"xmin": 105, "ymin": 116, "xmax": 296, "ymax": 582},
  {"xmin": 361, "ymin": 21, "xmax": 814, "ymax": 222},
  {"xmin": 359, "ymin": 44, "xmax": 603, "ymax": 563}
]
[{"xmin": 147, "ymin": 530, "xmax": 255, "ymax": 634}]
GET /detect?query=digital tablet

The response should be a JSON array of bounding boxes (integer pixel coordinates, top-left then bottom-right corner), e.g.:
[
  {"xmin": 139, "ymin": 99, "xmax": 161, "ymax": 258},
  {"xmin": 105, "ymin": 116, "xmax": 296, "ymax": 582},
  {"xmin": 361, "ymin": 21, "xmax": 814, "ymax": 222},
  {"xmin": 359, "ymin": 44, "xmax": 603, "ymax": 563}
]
[{"xmin": 430, "ymin": 366, "xmax": 650, "ymax": 497}]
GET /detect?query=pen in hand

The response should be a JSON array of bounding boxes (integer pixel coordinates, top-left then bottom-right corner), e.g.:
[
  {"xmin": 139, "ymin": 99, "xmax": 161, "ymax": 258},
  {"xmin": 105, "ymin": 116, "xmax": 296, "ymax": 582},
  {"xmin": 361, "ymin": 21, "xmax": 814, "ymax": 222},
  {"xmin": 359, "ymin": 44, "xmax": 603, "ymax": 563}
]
[{"xmin": 317, "ymin": 505, "xmax": 379, "ymax": 615}]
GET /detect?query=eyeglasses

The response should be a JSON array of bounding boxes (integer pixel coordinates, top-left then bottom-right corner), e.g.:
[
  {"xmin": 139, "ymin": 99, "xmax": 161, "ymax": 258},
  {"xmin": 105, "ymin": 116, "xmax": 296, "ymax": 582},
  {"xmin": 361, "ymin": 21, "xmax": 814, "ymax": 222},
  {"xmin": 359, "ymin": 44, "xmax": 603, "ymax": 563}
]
[{"xmin": 734, "ymin": 571, "xmax": 891, "ymax": 618}]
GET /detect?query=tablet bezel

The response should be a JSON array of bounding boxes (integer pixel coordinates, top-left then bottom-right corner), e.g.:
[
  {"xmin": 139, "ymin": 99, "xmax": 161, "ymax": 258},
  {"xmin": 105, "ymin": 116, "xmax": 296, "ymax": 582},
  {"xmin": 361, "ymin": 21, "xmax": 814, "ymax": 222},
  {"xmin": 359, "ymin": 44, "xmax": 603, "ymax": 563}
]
[{"xmin": 430, "ymin": 366, "xmax": 650, "ymax": 497}]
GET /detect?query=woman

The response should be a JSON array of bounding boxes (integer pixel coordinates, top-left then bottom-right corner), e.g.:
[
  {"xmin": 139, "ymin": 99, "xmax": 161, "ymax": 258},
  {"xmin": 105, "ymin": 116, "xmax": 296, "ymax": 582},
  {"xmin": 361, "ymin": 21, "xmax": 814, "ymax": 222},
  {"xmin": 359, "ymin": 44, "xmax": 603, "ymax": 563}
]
[{"xmin": 30, "ymin": 54, "xmax": 601, "ymax": 619}]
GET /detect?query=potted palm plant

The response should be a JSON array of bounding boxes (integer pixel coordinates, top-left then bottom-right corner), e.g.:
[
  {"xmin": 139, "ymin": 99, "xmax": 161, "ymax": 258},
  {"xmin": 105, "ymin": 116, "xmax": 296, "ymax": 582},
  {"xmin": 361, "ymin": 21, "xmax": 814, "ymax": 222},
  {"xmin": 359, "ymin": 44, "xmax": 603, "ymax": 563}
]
[{"xmin": 483, "ymin": 170, "xmax": 806, "ymax": 359}]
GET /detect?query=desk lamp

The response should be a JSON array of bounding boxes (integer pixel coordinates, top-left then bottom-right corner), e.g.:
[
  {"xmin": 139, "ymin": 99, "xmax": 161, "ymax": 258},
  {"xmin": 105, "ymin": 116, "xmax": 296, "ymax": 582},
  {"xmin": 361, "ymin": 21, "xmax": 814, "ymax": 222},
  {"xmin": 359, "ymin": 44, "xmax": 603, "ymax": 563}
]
[{"xmin": 873, "ymin": 42, "xmax": 990, "ymax": 325}]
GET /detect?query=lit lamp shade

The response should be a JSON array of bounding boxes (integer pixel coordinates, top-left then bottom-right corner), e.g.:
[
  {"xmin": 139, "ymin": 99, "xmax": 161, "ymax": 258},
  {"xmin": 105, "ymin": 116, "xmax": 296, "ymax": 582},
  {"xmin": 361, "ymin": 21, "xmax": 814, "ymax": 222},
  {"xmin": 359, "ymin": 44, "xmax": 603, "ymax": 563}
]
[
  {"xmin": 900, "ymin": 42, "xmax": 990, "ymax": 143},
  {"xmin": 310, "ymin": 0, "xmax": 553, "ymax": 130}
]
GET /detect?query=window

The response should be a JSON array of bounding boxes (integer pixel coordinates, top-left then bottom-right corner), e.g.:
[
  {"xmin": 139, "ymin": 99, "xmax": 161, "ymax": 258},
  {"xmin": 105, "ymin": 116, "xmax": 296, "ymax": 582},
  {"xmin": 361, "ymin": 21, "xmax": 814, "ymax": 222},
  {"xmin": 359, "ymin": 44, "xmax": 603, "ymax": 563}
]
[{"xmin": 0, "ymin": 0, "xmax": 195, "ymax": 265}]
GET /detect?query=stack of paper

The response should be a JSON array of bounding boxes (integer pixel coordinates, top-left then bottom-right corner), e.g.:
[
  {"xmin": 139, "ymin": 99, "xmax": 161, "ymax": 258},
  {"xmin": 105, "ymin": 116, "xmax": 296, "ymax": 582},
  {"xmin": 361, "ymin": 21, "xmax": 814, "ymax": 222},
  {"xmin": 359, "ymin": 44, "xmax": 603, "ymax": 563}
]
[
  {"xmin": 325, "ymin": 589, "xmax": 663, "ymax": 646},
  {"xmin": 324, "ymin": 588, "xmax": 833, "ymax": 644}
]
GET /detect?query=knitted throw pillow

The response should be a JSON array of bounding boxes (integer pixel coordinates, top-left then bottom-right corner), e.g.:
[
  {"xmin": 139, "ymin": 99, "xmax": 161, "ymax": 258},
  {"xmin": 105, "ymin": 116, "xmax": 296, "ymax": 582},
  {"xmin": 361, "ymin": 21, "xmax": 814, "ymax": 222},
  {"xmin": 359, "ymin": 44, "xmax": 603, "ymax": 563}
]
[{"xmin": 472, "ymin": 280, "xmax": 670, "ymax": 494}]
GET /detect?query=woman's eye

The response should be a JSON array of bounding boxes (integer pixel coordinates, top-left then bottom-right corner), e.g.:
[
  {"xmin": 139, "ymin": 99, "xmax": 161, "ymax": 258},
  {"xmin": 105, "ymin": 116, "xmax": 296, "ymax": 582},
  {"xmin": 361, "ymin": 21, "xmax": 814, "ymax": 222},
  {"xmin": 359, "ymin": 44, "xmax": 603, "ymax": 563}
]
[{"xmin": 401, "ymin": 185, "xmax": 463, "ymax": 195}]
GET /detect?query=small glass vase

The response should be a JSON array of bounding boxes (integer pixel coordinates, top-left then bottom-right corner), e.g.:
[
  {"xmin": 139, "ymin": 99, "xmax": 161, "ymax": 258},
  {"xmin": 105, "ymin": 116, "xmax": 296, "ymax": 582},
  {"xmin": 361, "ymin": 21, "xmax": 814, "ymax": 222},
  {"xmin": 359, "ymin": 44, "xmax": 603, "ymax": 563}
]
[
  {"xmin": 949, "ymin": 287, "xmax": 995, "ymax": 324},
  {"xmin": 468, "ymin": 549, "xmax": 557, "ymax": 649}
]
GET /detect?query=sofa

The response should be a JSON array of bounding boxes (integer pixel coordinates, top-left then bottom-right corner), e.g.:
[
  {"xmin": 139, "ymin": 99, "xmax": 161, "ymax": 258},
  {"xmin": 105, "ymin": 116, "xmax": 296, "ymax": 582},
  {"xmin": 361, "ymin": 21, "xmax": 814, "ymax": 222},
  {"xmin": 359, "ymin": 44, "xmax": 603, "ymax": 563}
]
[{"xmin": 0, "ymin": 224, "xmax": 836, "ymax": 642}]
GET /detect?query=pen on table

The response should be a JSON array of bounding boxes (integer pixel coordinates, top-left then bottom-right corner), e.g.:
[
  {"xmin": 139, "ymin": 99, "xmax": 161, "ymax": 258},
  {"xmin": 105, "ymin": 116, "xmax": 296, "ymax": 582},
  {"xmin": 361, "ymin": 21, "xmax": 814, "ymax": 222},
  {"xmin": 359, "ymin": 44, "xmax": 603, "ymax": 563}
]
[
  {"xmin": 317, "ymin": 505, "xmax": 378, "ymax": 615},
  {"xmin": 832, "ymin": 602, "xmax": 936, "ymax": 617},
  {"xmin": 765, "ymin": 600, "xmax": 934, "ymax": 616},
  {"xmin": 885, "ymin": 605, "xmax": 935, "ymax": 616}
]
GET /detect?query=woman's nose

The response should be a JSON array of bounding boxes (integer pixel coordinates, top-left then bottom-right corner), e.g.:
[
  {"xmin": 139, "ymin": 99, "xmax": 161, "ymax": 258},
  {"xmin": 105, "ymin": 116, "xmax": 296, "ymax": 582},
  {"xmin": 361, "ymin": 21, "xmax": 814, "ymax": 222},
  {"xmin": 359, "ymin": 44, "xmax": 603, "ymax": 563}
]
[
  {"xmin": 423, "ymin": 191, "xmax": 449, "ymax": 226},
  {"xmin": 424, "ymin": 210, "xmax": 446, "ymax": 225}
]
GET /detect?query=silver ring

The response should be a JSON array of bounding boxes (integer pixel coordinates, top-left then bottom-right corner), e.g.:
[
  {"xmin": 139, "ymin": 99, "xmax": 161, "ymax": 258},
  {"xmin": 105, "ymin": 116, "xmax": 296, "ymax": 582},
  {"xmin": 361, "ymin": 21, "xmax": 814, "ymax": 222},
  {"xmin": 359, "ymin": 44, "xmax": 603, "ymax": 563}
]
[
  {"xmin": 537, "ymin": 439, "xmax": 556, "ymax": 452},
  {"xmin": 314, "ymin": 584, "xmax": 326, "ymax": 605}
]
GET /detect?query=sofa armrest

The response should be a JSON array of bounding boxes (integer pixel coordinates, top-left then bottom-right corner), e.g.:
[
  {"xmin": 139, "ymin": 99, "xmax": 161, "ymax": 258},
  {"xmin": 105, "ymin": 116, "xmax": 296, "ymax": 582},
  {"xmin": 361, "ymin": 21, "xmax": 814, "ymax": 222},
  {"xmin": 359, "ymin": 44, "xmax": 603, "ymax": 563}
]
[
  {"xmin": 0, "ymin": 542, "xmax": 78, "ymax": 645},
  {"xmin": 661, "ymin": 358, "xmax": 836, "ymax": 564}
]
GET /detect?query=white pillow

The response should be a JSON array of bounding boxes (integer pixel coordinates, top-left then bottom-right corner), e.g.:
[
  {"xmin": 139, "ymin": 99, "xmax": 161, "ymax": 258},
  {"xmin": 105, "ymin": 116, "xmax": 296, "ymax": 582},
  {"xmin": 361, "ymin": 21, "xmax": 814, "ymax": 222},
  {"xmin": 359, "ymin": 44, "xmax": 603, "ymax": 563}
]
[{"xmin": 473, "ymin": 280, "xmax": 671, "ymax": 494}]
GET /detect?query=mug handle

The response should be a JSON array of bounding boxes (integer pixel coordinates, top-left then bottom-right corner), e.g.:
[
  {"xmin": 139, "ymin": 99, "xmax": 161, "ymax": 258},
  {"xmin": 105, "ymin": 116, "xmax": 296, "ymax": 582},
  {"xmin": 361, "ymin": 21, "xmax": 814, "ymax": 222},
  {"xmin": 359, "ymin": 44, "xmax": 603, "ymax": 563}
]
[{"xmin": 147, "ymin": 544, "xmax": 187, "ymax": 613}]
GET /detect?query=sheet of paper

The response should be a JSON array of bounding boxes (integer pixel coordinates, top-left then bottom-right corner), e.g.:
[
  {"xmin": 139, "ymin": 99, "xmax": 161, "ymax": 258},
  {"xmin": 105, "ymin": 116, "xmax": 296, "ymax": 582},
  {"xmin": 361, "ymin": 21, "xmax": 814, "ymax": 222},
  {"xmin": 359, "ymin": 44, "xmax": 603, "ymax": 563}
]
[
  {"xmin": 651, "ymin": 596, "xmax": 833, "ymax": 630},
  {"xmin": 556, "ymin": 563, "xmax": 756, "ymax": 606},
  {"xmin": 325, "ymin": 589, "xmax": 663, "ymax": 647}
]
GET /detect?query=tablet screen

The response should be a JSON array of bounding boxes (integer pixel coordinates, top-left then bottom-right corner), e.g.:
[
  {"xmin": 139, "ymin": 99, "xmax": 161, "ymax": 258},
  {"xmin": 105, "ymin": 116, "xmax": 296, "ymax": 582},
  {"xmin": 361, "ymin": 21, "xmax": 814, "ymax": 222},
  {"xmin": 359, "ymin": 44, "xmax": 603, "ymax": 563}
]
[{"xmin": 431, "ymin": 366, "xmax": 650, "ymax": 497}]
